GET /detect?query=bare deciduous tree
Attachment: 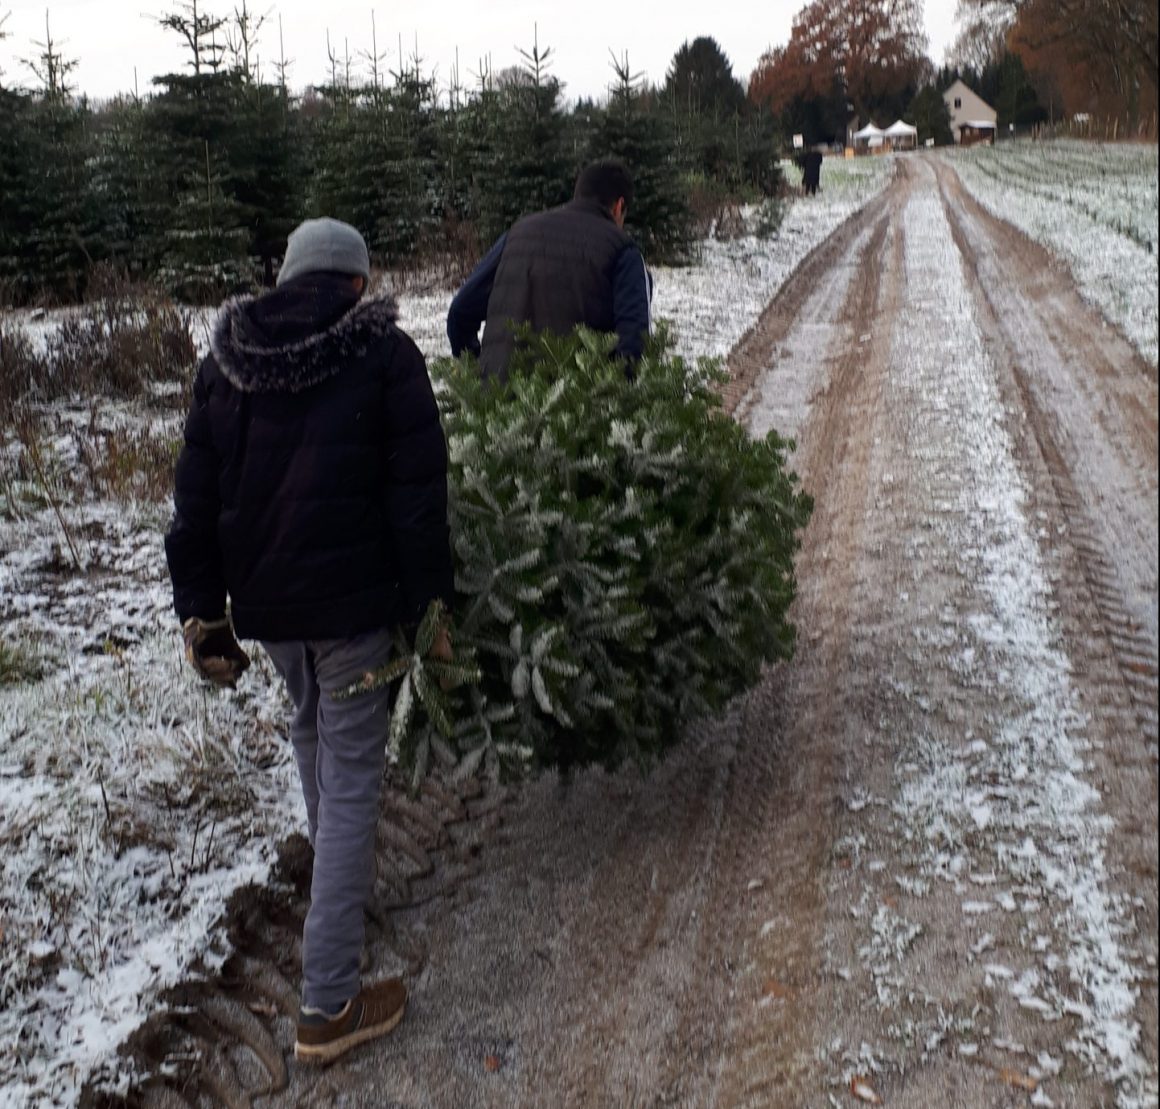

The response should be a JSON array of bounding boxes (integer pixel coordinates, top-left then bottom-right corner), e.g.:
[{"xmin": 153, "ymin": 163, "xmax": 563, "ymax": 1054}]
[
  {"xmin": 947, "ymin": 0, "xmax": 1013, "ymax": 71},
  {"xmin": 750, "ymin": 0, "xmax": 929, "ymax": 120},
  {"xmin": 957, "ymin": 0, "xmax": 1157, "ymax": 114}
]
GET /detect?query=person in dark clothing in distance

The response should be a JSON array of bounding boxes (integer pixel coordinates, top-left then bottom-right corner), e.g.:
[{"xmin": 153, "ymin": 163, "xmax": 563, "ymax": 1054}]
[
  {"xmin": 796, "ymin": 148, "xmax": 823, "ymax": 196},
  {"xmin": 446, "ymin": 159, "xmax": 652, "ymax": 381},
  {"xmin": 165, "ymin": 217, "xmax": 454, "ymax": 1067}
]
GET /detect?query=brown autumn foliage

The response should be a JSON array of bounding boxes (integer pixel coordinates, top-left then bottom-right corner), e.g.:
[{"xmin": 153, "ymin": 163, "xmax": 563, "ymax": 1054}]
[
  {"xmin": 748, "ymin": 0, "xmax": 929, "ymax": 119},
  {"xmin": 960, "ymin": 0, "xmax": 1158, "ymax": 121}
]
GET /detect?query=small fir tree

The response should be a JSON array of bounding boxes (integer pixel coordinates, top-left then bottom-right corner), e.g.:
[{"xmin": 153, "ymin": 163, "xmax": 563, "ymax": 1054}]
[
  {"xmin": 226, "ymin": 78, "xmax": 302, "ymax": 283},
  {"xmin": 308, "ymin": 30, "xmax": 440, "ymax": 264},
  {"xmin": 351, "ymin": 328, "xmax": 813, "ymax": 781},
  {"xmin": 147, "ymin": 3, "xmax": 253, "ymax": 299},
  {"xmin": 458, "ymin": 32, "xmax": 572, "ymax": 245},
  {"xmin": 147, "ymin": 69, "xmax": 252, "ymax": 301}
]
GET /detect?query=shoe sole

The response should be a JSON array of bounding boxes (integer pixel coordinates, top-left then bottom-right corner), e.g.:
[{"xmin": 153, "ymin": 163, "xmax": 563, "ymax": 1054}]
[{"xmin": 294, "ymin": 1001, "xmax": 406, "ymax": 1065}]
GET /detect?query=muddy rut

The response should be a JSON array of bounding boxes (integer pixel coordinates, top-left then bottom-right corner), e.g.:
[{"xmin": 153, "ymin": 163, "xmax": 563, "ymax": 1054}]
[{"xmin": 111, "ymin": 157, "xmax": 1158, "ymax": 1109}]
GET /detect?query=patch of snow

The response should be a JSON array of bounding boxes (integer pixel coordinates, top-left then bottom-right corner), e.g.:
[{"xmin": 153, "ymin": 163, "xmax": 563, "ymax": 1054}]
[
  {"xmin": 943, "ymin": 141, "xmax": 1158, "ymax": 366},
  {"xmin": 652, "ymin": 157, "xmax": 894, "ymax": 364},
  {"xmin": 962, "ymin": 901, "xmax": 995, "ymax": 915},
  {"xmin": 879, "ymin": 163, "xmax": 1154, "ymax": 1106},
  {"xmin": 0, "ymin": 488, "xmax": 300, "ymax": 1105}
]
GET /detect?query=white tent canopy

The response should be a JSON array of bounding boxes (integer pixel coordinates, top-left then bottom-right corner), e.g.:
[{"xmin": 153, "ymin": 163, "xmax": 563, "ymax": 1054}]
[
  {"xmin": 852, "ymin": 123, "xmax": 886, "ymax": 140},
  {"xmin": 884, "ymin": 120, "xmax": 918, "ymax": 137}
]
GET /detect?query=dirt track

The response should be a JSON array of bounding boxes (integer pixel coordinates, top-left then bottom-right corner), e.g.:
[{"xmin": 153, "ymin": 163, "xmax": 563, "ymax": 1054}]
[{"xmin": 130, "ymin": 157, "xmax": 1158, "ymax": 1108}]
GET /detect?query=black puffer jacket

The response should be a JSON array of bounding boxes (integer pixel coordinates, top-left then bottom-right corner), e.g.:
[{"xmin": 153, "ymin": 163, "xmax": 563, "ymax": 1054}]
[{"xmin": 165, "ymin": 274, "xmax": 454, "ymax": 642}]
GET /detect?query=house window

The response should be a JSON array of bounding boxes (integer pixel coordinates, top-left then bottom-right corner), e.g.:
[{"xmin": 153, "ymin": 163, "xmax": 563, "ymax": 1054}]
[{"xmin": 954, "ymin": 97, "xmax": 962, "ymax": 109}]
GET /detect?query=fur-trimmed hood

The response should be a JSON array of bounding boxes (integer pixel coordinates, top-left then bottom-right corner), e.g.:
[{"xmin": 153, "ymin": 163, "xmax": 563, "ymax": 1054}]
[{"xmin": 210, "ymin": 286, "xmax": 400, "ymax": 394}]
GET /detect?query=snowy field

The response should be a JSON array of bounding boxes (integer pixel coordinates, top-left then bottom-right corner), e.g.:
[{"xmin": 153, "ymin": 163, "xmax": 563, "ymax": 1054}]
[
  {"xmin": 0, "ymin": 161, "xmax": 891, "ymax": 1108},
  {"xmin": 943, "ymin": 139, "xmax": 1159, "ymax": 367}
]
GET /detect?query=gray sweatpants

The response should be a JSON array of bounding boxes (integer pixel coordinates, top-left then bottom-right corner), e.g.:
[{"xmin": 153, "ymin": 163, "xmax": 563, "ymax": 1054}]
[{"xmin": 263, "ymin": 629, "xmax": 394, "ymax": 1011}]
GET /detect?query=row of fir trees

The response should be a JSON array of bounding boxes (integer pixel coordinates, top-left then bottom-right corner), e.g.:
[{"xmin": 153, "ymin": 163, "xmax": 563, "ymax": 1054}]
[{"xmin": 0, "ymin": 6, "xmax": 783, "ymax": 305}]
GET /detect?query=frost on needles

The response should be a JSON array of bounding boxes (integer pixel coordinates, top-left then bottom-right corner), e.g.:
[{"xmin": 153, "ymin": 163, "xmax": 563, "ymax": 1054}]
[{"xmin": 349, "ymin": 327, "xmax": 813, "ymax": 782}]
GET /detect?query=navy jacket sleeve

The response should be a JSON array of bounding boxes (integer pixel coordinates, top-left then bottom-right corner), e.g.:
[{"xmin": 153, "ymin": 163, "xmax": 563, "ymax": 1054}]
[
  {"xmin": 611, "ymin": 243, "xmax": 651, "ymax": 364},
  {"xmin": 165, "ymin": 360, "xmax": 227, "ymax": 622},
  {"xmin": 382, "ymin": 332, "xmax": 455, "ymax": 624},
  {"xmin": 447, "ymin": 233, "xmax": 507, "ymax": 357}
]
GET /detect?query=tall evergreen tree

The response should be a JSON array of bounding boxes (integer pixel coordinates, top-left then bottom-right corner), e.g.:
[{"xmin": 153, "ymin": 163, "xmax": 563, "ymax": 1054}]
[
  {"xmin": 662, "ymin": 38, "xmax": 781, "ymax": 196},
  {"xmin": 591, "ymin": 55, "xmax": 692, "ymax": 263},
  {"xmin": 988, "ymin": 52, "xmax": 1048, "ymax": 128},
  {"xmin": 0, "ymin": 85, "xmax": 35, "ymax": 303},
  {"xmin": 664, "ymin": 37, "xmax": 747, "ymax": 119},
  {"xmin": 907, "ymin": 85, "xmax": 953, "ymax": 145},
  {"xmin": 0, "ymin": 14, "xmax": 96, "ymax": 302},
  {"xmin": 460, "ymin": 32, "xmax": 572, "ymax": 245},
  {"xmin": 90, "ymin": 92, "xmax": 157, "ymax": 279},
  {"xmin": 148, "ymin": 3, "xmax": 251, "ymax": 300}
]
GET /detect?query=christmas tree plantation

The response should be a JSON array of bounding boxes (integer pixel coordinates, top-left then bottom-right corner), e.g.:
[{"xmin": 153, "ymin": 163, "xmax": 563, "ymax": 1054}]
[{"xmin": 352, "ymin": 328, "xmax": 812, "ymax": 784}]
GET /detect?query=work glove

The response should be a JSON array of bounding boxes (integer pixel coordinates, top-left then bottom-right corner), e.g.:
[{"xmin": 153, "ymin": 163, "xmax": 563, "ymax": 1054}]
[{"xmin": 182, "ymin": 615, "xmax": 250, "ymax": 689}]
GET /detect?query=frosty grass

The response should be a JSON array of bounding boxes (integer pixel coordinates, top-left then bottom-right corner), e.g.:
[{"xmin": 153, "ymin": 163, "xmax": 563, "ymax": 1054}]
[
  {"xmin": 944, "ymin": 139, "xmax": 1159, "ymax": 368},
  {"xmin": 0, "ymin": 159, "xmax": 892, "ymax": 1106}
]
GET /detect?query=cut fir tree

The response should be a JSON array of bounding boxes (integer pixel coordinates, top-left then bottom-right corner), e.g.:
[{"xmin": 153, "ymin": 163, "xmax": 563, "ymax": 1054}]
[{"xmin": 349, "ymin": 327, "xmax": 813, "ymax": 782}]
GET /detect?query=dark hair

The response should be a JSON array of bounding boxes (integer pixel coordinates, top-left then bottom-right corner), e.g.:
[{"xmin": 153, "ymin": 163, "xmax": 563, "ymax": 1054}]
[{"xmin": 574, "ymin": 160, "xmax": 633, "ymax": 211}]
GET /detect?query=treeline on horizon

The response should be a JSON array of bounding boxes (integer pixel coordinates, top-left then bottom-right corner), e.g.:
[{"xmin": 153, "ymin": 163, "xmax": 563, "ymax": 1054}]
[
  {"xmin": 5, "ymin": 0, "xmax": 1152, "ymax": 307},
  {"xmin": 0, "ymin": 3, "xmax": 788, "ymax": 307},
  {"xmin": 748, "ymin": 0, "xmax": 1157, "ymax": 151}
]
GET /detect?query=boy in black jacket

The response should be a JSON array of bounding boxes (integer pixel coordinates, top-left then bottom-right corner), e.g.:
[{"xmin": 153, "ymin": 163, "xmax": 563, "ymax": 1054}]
[{"xmin": 165, "ymin": 217, "xmax": 453, "ymax": 1065}]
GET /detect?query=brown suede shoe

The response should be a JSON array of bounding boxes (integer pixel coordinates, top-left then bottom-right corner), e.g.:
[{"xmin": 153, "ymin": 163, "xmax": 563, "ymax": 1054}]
[{"xmin": 295, "ymin": 978, "xmax": 407, "ymax": 1064}]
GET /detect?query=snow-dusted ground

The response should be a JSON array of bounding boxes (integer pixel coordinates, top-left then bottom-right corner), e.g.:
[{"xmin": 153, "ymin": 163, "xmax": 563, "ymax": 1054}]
[
  {"xmin": 0, "ymin": 166, "xmax": 893, "ymax": 1108},
  {"xmin": 650, "ymin": 156, "xmax": 893, "ymax": 363},
  {"xmin": 882, "ymin": 179, "xmax": 1152, "ymax": 1103},
  {"xmin": 943, "ymin": 140, "xmax": 1159, "ymax": 367},
  {"xmin": 744, "ymin": 156, "xmax": 1156, "ymax": 1106},
  {"xmin": 0, "ymin": 475, "xmax": 300, "ymax": 1104}
]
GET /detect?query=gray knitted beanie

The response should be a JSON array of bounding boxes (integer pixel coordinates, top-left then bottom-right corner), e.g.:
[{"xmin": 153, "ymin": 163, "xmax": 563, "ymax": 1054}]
[{"xmin": 277, "ymin": 217, "xmax": 371, "ymax": 286}]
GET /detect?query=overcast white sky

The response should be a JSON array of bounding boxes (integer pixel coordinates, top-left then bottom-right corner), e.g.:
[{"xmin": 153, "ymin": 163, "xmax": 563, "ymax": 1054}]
[{"xmin": 1, "ymin": 0, "xmax": 961, "ymax": 102}]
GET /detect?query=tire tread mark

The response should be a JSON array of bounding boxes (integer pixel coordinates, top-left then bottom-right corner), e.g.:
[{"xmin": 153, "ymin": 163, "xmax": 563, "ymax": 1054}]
[{"xmin": 935, "ymin": 159, "xmax": 1159, "ymax": 748}]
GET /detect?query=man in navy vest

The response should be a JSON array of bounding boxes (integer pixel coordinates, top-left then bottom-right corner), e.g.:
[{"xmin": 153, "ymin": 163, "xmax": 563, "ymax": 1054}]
[{"xmin": 446, "ymin": 160, "xmax": 652, "ymax": 380}]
